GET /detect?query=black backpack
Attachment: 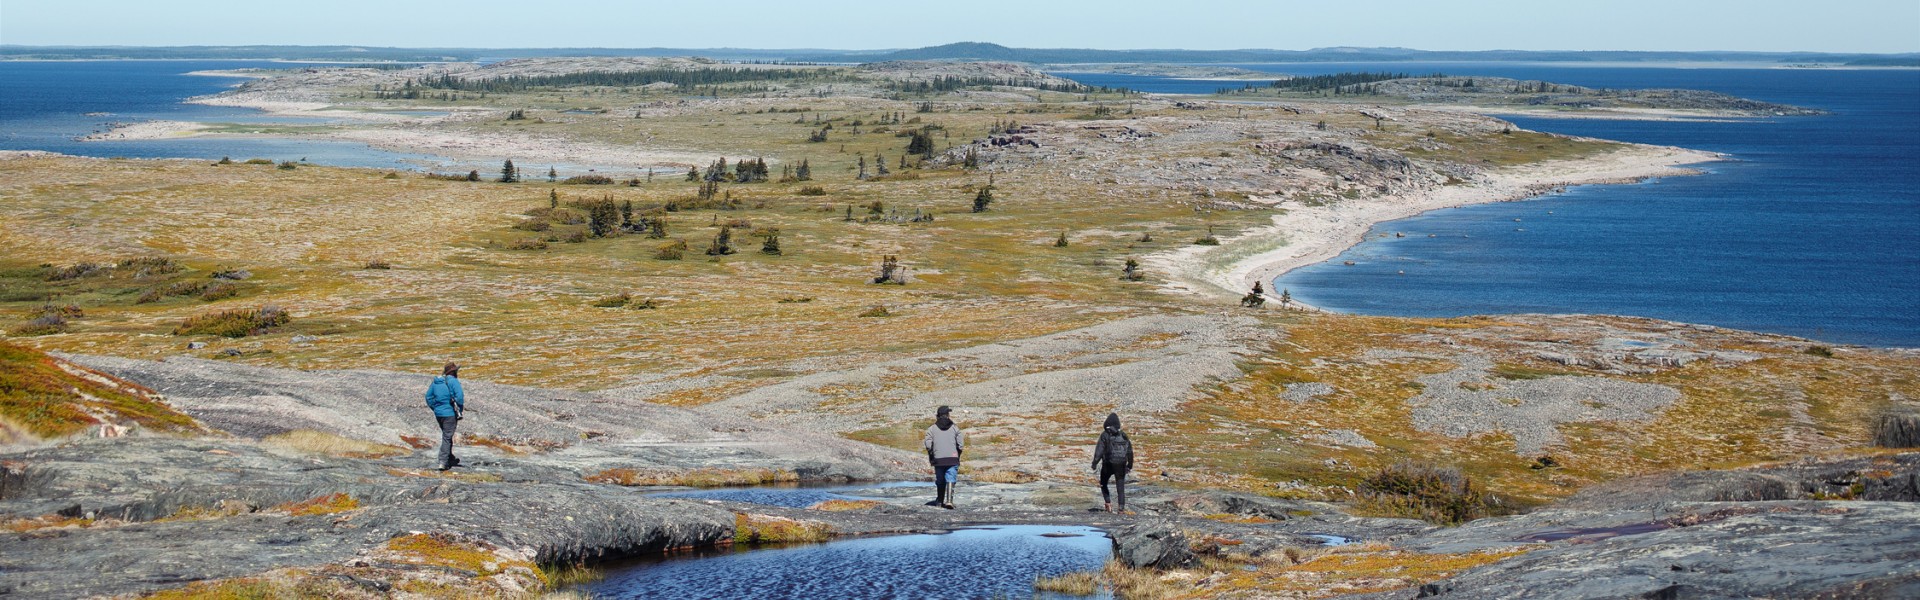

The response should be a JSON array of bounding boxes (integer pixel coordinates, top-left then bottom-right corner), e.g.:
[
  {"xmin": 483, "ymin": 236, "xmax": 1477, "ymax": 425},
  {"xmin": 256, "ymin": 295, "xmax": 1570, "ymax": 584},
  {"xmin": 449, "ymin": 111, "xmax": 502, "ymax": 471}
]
[{"xmin": 1105, "ymin": 430, "xmax": 1132, "ymax": 464}]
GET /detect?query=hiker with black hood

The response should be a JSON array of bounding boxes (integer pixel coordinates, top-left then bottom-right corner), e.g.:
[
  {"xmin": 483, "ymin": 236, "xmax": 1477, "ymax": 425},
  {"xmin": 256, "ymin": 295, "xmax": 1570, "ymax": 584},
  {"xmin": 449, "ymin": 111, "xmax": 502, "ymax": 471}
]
[
  {"xmin": 1092, "ymin": 412, "xmax": 1134, "ymax": 513},
  {"xmin": 922, "ymin": 405, "xmax": 964, "ymax": 509},
  {"xmin": 424, "ymin": 362, "xmax": 466, "ymax": 471}
]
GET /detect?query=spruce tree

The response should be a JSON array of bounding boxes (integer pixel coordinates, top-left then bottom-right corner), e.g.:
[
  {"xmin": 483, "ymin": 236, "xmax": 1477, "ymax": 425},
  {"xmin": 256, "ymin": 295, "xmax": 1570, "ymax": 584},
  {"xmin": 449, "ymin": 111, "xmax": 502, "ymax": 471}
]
[
  {"xmin": 547, "ymin": 166, "xmax": 557, "ymax": 182},
  {"xmin": 971, "ymin": 187, "xmax": 993, "ymax": 213},
  {"xmin": 500, "ymin": 159, "xmax": 518, "ymax": 183},
  {"xmin": 549, "ymin": 188, "xmax": 559, "ymax": 209},
  {"xmin": 796, "ymin": 159, "xmax": 812, "ymax": 181}
]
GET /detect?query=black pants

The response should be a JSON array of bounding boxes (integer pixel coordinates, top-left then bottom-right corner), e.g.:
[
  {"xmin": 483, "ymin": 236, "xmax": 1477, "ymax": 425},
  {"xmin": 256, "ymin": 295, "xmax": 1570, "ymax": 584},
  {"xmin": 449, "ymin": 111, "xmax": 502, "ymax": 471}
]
[
  {"xmin": 1100, "ymin": 463, "xmax": 1128, "ymax": 510},
  {"xmin": 933, "ymin": 465, "xmax": 957, "ymax": 506},
  {"xmin": 436, "ymin": 415, "xmax": 459, "ymax": 468}
]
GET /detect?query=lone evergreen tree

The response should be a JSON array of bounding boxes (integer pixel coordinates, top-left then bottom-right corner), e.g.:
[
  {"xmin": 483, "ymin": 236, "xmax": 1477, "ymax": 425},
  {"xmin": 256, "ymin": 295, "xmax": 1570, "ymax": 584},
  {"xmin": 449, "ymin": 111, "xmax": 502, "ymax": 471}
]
[
  {"xmin": 906, "ymin": 130, "xmax": 935, "ymax": 157},
  {"xmin": 1054, "ymin": 231, "xmax": 1069, "ymax": 247},
  {"xmin": 856, "ymin": 155, "xmax": 868, "ymax": 180},
  {"xmin": 620, "ymin": 199, "xmax": 634, "ymax": 228},
  {"xmin": 796, "ymin": 159, "xmax": 812, "ymax": 181},
  {"xmin": 586, "ymin": 197, "xmax": 620, "ymax": 238},
  {"xmin": 547, "ymin": 166, "xmax": 557, "ymax": 182},
  {"xmin": 875, "ymin": 153, "xmax": 890, "ymax": 176},
  {"xmin": 873, "ymin": 255, "xmax": 906, "ymax": 285},
  {"xmin": 466, "ymin": 170, "xmax": 481, "ymax": 182},
  {"xmin": 758, "ymin": 228, "xmax": 781, "ymax": 255},
  {"xmin": 686, "ymin": 167, "xmax": 699, "ymax": 181},
  {"xmin": 500, "ymin": 160, "xmax": 518, "ymax": 183},
  {"xmin": 705, "ymin": 226, "xmax": 735, "ymax": 256},
  {"xmin": 549, "ymin": 188, "xmax": 559, "ymax": 209},
  {"xmin": 971, "ymin": 187, "xmax": 994, "ymax": 213}
]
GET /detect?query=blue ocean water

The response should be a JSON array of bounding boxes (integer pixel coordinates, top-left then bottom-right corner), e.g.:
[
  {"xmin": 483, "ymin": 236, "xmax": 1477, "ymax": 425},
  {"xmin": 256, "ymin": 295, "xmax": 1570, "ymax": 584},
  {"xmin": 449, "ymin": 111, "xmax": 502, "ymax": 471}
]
[
  {"xmin": 1058, "ymin": 65, "xmax": 1920, "ymax": 347},
  {"xmin": 0, "ymin": 60, "xmax": 447, "ymax": 169}
]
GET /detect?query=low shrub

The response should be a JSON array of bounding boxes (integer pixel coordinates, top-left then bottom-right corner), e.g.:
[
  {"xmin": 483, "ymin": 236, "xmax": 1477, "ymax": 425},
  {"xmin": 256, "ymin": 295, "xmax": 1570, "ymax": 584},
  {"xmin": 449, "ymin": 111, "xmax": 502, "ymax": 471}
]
[
  {"xmin": 243, "ymin": 158, "xmax": 274, "ymax": 165},
  {"xmin": 45, "ymin": 262, "xmax": 105, "ymax": 281},
  {"xmin": 590, "ymin": 293, "xmax": 633, "ymax": 308},
  {"xmin": 118, "ymin": 256, "xmax": 181, "ymax": 277},
  {"xmin": 796, "ymin": 186, "xmax": 827, "ymax": 196},
  {"xmin": 507, "ymin": 239, "xmax": 549, "ymax": 250},
  {"xmin": 654, "ymin": 239, "xmax": 687, "ymax": 260},
  {"xmin": 512, "ymin": 218, "xmax": 552, "ymax": 232},
  {"xmin": 8, "ymin": 313, "xmax": 68, "ymax": 337},
  {"xmin": 197, "ymin": 282, "xmax": 241, "ymax": 301},
  {"xmin": 561, "ymin": 175, "xmax": 615, "ymax": 185},
  {"xmin": 1194, "ymin": 236, "xmax": 1221, "ymax": 246},
  {"xmin": 363, "ymin": 259, "xmax": 391, "ymax": 270},
  {"xmin": 858, "ymin": 306, "xmax": 891, "ymax": 318},
  {"xmin": 172, "ymin": 306, "xmax": 291, "ymax": 338},
  {"xmin": 563, "ymin": 230, "xmax": 587, "ymax": 243},
  {"xmin": 276, "ymin": 161, "xmax": 298, "ymax": 170},
  {"xmin": 1805, "ymin": 345, "xmax": 1835, "ymax": 358},
  {"xmin": 1355, "ymin": 461, "xmax": 1505, "ymax": 525}
]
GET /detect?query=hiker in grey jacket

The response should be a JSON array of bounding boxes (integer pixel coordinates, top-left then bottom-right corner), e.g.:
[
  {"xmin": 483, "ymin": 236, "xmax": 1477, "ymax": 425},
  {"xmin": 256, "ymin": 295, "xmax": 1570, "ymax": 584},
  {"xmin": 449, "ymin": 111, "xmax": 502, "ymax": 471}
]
[
  {"xmin": 424, "ymin": 362, "xmax": 466, "ymax": 471},
  {"xmin": 1092, "ymin": 412, "xmax": 1134, "ymax": 512},
  {"xmin": 922, "ymin": 405, "xmax": 964, "ymax": 509}
]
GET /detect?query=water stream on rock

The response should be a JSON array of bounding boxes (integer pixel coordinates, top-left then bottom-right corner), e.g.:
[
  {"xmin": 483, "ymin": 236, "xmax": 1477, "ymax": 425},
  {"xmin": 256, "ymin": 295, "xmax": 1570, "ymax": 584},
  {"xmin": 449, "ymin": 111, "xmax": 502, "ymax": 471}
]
[
  {"xmin": 586, "ymin": 524, "xmax": 1114, "ymax": 599},
  {"xmin": 641, "ymin": 481, "xmax": 931, "ymax": 508}
]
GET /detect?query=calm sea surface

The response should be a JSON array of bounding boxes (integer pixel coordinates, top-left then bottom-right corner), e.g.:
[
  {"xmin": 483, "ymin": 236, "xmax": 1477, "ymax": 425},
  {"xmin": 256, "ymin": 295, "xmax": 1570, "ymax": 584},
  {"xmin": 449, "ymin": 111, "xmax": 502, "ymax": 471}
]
[
  {"xmin": 0, "ymin": 60, "xmax": 449, "ymax": 169},
  {"xmin": 1060, "ymin": 64, "xmax": 1920, "ymax": 347}
]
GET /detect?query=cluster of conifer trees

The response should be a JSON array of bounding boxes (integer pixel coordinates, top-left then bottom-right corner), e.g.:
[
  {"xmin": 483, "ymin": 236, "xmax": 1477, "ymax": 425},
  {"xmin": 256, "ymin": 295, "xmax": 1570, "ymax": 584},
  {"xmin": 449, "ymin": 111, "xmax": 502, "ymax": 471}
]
[{"xmin": 411, "ymin": 68, "xmax": 842, "ymax": 93}]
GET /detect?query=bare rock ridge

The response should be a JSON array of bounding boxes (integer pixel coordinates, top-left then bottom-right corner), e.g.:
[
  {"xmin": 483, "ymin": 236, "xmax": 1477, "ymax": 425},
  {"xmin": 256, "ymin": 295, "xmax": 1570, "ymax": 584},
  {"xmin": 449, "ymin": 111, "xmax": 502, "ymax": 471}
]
[{"xmin": 63, "ymin": 353, "xmax": 914, "ymax": 482}]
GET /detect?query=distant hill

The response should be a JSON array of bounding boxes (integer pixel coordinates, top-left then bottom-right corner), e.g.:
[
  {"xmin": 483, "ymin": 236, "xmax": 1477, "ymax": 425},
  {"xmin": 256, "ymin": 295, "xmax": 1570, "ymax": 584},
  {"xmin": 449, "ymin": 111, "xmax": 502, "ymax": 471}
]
[{"xmin": 3, "ymin": 43, "xmax": 1915, "ymax": 66}]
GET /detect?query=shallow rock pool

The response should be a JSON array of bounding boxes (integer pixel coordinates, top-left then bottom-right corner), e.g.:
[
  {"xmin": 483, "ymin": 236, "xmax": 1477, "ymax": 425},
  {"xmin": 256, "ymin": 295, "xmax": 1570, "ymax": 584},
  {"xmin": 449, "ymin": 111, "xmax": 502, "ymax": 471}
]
[{"xmin": 585, "ymin": 525, "xmax": 1113, "ymax": 599}]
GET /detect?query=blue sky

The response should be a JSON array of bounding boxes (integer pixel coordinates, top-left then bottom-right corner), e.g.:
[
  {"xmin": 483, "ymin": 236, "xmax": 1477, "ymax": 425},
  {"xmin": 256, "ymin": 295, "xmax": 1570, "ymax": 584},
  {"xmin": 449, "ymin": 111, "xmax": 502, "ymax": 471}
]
[{"xmin": 2, "ymin": 0, "xmax": 1915, "ymax": 53}]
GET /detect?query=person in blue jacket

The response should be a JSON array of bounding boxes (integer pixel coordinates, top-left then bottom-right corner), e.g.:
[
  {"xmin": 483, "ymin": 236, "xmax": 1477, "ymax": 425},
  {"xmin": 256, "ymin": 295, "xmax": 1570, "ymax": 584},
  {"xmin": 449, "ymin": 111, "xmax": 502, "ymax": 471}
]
[{"xmin": 424, "ymin": 362, "xmax": 466, "ymax": 470}]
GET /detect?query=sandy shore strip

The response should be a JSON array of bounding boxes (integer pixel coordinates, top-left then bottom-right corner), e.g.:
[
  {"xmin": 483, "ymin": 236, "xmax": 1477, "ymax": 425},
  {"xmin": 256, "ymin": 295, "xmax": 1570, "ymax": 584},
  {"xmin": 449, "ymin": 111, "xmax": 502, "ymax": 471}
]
[
  {"xmin": 78, "ymin": 120, "xmax": 213, "ymax": 141},
  {"xmin": 1149, "ymin": 143, "xmax": 1726, "ymax": 306}
]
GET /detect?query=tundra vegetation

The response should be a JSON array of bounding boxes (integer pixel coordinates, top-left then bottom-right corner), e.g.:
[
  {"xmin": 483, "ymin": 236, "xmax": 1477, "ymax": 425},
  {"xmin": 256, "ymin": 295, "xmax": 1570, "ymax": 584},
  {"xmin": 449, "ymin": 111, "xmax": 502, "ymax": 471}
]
[{"xmin": 0, "ymin": 56, "xmax": 1911, "ymax": 599}]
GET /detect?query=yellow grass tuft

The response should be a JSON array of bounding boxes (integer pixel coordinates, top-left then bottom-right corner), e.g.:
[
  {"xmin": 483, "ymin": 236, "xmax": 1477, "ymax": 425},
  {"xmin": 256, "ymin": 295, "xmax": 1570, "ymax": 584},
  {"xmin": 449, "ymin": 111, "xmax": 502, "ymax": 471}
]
[
  {"xmin": 809, "ymin": 499, "xmax": 884, "ymax": 511},
  {"xmin": 273, "ymin": 492, "xmax": 360, "ymax": 517},
  {"xmin": 262, "ymin": 429, "xmax": 408, "ymax": 458},
  {"xmin": 734, "ymin": 513, "xmax": 832, "ymax": 544},
  {"xmin": 3, "ymin": 515, "xmax": 93, "ymax": 532},
  {"xmin": 971, "ymin": 468, "xmax": 1041, "ymax": 484},
  {"xmin": 1033, "ymin": 571, "xmax": 1100, "ymax": 595},
  {"xmin": 587, "ymin": 467, "xmax": 799, "ymax": 487}
]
